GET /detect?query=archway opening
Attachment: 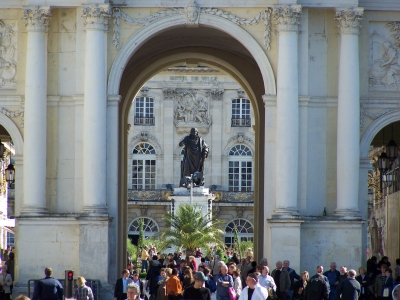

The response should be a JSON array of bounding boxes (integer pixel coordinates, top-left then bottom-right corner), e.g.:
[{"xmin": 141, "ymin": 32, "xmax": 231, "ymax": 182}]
[
  {"xmin": 113, "ymin": 23, "xmax": 272, "ymax": 274},
  {"xmin": 367, "ymin": 121, "xmax": 400, "ymax": 260}
]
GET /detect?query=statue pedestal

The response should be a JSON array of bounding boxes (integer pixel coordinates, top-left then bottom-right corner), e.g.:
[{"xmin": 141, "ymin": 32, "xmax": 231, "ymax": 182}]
[{"xmin": 169, "ymin": 187, "xmax": 215, "ymax": 217}]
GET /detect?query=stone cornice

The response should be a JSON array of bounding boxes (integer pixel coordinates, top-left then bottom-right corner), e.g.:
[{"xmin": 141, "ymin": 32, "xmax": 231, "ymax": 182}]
[
  {"xmin": 23, "ymin": 6, "xmax": 51, "ymax": 32},
  {"xmin": 335, "ymin": 7, "xmax": 364, "ymax": 35},
  {"xmin": 82, "ymin": 4, "xmax": 111, "ymax": 31},
  {"xmin": 273, "ymin": 5, "xmax": 302, "ymax": 32}
]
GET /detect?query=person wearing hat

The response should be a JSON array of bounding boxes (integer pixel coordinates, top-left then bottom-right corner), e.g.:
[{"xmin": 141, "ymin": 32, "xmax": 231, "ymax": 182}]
[{"xmin": 182, "ymin": 271, "xmax": 211, "ymax": 300}]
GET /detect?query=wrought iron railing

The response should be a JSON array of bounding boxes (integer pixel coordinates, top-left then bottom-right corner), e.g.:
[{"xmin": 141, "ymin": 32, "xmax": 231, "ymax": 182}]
[
  {"xmin": 231, "ymin": 118, "xmax": 251, "ymax": 127},
  {"xmin": 127, "ymin": 189, "xmax": 254, "ymax": 203},
  {"xmin": 134, "ymin": 117, "xmax": 155, "ymax": 125}
]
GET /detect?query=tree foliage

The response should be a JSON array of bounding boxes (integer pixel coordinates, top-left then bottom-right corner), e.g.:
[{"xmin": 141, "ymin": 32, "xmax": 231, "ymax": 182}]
[
  {"xmin": 159, "ymin": 204, "xmax": 225, "ymax": 257},
  {"xmin": 138, "ymin": 218, "xmax": 144, "ymax": 250}
]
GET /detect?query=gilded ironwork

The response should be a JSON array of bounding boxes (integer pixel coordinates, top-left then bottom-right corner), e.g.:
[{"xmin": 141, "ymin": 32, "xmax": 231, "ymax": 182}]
[
  {"xmin": 128, "ymin": 189, "xmax": 171, "ymax": 201},
  {"xmin": 213, "ymin": 191, "xmax": 254, "ymax": 203}
]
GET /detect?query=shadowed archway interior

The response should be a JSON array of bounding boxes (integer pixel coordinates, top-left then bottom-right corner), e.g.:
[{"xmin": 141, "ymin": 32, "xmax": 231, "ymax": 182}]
[{"xmin": 116, "ymin": 26, "xmax": 268, "ymax": 272}]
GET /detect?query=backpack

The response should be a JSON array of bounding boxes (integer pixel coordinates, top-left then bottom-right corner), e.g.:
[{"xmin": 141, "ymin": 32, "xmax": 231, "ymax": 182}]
[{"xmin": 208, "ymin": 277, "xmax": 217, "ymax": 293}]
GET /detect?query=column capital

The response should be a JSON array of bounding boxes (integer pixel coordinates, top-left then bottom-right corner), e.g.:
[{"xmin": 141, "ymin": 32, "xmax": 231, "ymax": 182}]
[
  {"xmin": 335, "ymin": 7, "xmax": 364, "ymax": 35},
  {"xmin": 273, "ymin": 5, "xmax": 302, "ymax": 32},
  {"xmin": 107, "ymin": 95, "xmax": 122, "ymax": 106},
  {"xmin": 23, "ymin": 6, "xmax": 51, "ymax": 32},
  {"xmin": 82, "ymin": 4, "xmax": 111, "ymax": 31}
]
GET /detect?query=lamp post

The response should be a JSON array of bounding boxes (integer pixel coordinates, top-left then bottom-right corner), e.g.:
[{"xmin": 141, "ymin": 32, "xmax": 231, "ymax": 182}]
[{"xmin": 5, "ymin": 144, "xmax": 15, "ymax": 188}]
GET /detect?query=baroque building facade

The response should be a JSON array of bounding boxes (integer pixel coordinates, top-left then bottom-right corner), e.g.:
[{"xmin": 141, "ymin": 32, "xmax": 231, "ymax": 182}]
[
  {"xmin": 126, "ymin": 69, "xmax": 255, "ymax": 246},
  {"xmin": 0, "ymin": 0, "xmax": 398, "ymax": 298}
]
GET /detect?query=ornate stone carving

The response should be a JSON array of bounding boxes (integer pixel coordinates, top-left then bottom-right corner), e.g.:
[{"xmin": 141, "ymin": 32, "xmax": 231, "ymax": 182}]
[
  {"xmin": 222, "ymin": 192, "xmax": 254, "ymax": 202},
  {"xmin": 273, "ymin": 5, "xmax": 302, "ymax": 32},
  {"xmin": 140, "ymin": 205, "xmax": 148, "ymax": 216},
  {"xmin": 360, "ymin": 104, "xmax": 394, "ymax": 131},
  {"xmin": 164, "ymin": 88, "xmax": 212, "ymax": 133},
  {"xmin": 0, "ymin": 97, "xmax": 24, "ymax": 127},
  {"xmin": 23, "ymin": 6, "xmax": 51, "ymax": 32},
  {"xmin": 335, "ymin": 8, "xmax": 364, "ymax": 35},
  {"xmin": 112, "ymin": 7, "xmax": 272, "ymax": 51},
  {"xmin": 185, "ymin": 0, "xmax": 200, "ymax": 27},
  {"xmin": 140, "ymin": 86, "xmax": 149, "ymax": 97},
  {"xmin": 128, "ymin": 190, "xmax": 171, "ymax": 201},
  {"xmin": 237, "ymin": 89, "xmax": 245, "ymax": 98},
  {"xmin": 227, "ymin": 134, "xmax": 253, "ymax": 145},
  {"xmin": 82, "ymin": 4, "xmax": 111, "ymax": 31},
  {"xmin": 369, "ymin": 23, "xmax": 400, "ymax": 90},
  {"xmin": 207, "ymin": 88, "xmax": 224, "ymax": 101},
  {"xmin": 0, "ymin": 21, "xmax": 17, "ymax": 89},
  {"xmin": 236, "ymin": 207, "xmax": 244, "ymax": 218}
]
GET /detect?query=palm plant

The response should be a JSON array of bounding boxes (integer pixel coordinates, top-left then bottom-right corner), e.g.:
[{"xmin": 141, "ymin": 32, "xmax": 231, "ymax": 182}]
[{"xmin": 159, "ymin": 204, "xmax": 225, "ymax": 257}]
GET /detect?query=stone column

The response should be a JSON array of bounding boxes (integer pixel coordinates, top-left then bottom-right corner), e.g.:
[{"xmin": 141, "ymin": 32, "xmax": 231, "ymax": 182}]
[
  {"xmin": 273, "ymin": 5, "xmax": 302, "ymax": 216},
  {"xmin": 82, "ymin": 4, "xmax": 111, "ymax": 213},
  {"xmin": 22, "ymin": 6, "xmax": 51, "ymax": 215},
  {"xmin": 335, "ymin": 8, "xmax": 363, "ymax": 216}
]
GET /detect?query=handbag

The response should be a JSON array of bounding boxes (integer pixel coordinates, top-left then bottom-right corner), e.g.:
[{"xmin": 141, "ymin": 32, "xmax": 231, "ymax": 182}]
[{"xmin": 228, "ymin": 287, "xmax": 236, "ymax": 300}]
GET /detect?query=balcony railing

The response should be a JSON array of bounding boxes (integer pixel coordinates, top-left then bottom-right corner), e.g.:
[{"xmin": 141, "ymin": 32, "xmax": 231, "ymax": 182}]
[
  {"xmin": 134, "ymin": 117, "xmax": 155, "ymax": 126},
  {"xmin": 231, "ymin": 118, "xmax": 251, "ymax": 127},
  {"xmin": 127, "ymin": 189, "xmax": 254, "ymax": 203}
]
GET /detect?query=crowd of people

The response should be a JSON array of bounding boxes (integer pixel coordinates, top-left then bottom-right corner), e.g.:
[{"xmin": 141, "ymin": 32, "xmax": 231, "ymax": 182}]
[{"xmin": 122, "ymin": 247, "xmax": 400, "ymax": 300}]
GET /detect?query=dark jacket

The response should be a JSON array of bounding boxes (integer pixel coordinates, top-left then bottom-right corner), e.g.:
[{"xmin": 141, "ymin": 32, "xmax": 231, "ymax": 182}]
[
  {"xmin": 355, "ymin": 274, "xmax": 371, "ymax": 296},
  {"xmin": 304, "ymin": 276, "xmax": 329, "ymax": 300},
  {"xmin": 114, "ymin": 277, "xmax": 133, "ymax": 300},
  {"xmin": 335, "ymin": 277, "xmax": 360, "ymax": 300},
  {"xmin": 146, "ymin": 260, "xmax": 162, "ymax": 296},
  {"xmin": 292, "ymin": 279, "xmax": 307, "ymax": 300},
  {"xmin": 286, "ymin": 268, "xmax": 300, "ymax": 290},
  {"xmin": 32, "ymin": 277, "xmax": 64, "ymax": 300},
  {"xmin": 271, "ymin": 269, "xmax": 291, "ymax": 292}
]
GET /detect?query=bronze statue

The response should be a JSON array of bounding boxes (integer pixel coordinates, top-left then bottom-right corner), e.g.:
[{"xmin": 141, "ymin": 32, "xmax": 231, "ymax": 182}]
[{"xmin": 179, "ymin": 128, "xmax": 209, "ymax": 186}]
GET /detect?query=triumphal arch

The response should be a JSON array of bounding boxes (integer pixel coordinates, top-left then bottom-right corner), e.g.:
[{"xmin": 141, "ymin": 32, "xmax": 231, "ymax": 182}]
[{"xmin": 0, "ymin": 0, "xmax": 399, "ymax": 297}]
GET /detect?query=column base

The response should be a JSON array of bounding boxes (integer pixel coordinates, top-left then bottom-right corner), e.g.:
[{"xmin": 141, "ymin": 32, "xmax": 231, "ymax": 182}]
[
  {"xmin": 272, "ymin": 208, "xmax": 300, "ymax": 218},
  {"xmin": 20, "ymin": 206, "xmax": 49, "ymax": 216},
  {"xmin": 334, "ymin": 209, "xmax": 361, "ymax": 219}
]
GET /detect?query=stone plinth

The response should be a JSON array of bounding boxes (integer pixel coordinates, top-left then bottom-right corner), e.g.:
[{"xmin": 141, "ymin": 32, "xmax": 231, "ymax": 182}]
[{"xmin": 169, "ymin": 187, "xmax": 215, "ymax": 217}]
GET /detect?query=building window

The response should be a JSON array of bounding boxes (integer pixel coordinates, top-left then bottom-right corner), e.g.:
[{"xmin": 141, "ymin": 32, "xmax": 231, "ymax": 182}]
[
  {"xmin": 134, "ymin": 97, "xmax": 155, "ymax": 125},
  {"xmin": 6, "ymin": 231, "xmax": 14, "ymax": 247},
  {"xmin": 132, "ymin": 143, "xmax": 156, "ymax": 190},
  {"xmin": 224, "ymin": 218, "xmax": 254, "ymax": 247},
  {"xmin": 128, "ymin": 217, "xmax": 159, "ymax": 245},
  {"xmin": 231, "ymin": 98, "xmax": 251, "ymax": 127},
  {"xmin": 228, "ymin": 145, "xmax": 253, "ymax": 191}
]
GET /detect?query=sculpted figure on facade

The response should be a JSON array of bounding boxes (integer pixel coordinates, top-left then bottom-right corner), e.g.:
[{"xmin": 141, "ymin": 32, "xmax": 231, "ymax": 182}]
[
  {"xmin": 0, "ymin": 21, "xmax": 16, "ymax": 88},
  {"xmin": 185, "ymin": 0, "xmax": 200, "ymax": 27},
  {"xmin": 172, "ymin": 89, "xmax": 212, "ymax": 128},
  {"xmin": 369, "ymin": 22, "xmax": 400, "ymax": 90},
  {"xmin": 179, "ymin": 128, "xmax": 209, "ymax": 186}
]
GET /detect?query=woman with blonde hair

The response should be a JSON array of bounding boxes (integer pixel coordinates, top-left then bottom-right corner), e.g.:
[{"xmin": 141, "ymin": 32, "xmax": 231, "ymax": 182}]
[
  {"xmin": 292, "ymin": 271, "xmax": 308, "ymax": 300},
  {"xmin": 189, "ymin": 256, "xmax": 197, "ymax": 271},
  {"xmin": 74, "ymin": 276, "xmax": 94, "ymax": 300}
]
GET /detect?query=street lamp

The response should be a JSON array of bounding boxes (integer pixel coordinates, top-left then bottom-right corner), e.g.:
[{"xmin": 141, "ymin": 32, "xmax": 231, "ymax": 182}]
[
  {"xmin": 378, "ymin": 152, "xmax": 389, "ymax": 173},
  {"xmin": 5, "ymin": 144, "xmax": 14, "ymax": 188},
  {"xmin": 386, "ymin": 139, "xmax": 398, "ymax": 161}
]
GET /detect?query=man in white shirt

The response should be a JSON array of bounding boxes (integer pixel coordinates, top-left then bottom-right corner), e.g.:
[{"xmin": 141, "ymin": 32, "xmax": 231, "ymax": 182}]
[{"xmin": 239, "ymin": 273, "xmax": 270, "ymax": 300}]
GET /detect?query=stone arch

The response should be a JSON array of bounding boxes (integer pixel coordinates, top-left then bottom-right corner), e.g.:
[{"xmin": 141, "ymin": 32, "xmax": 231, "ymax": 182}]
[
  {"xmin": 128, "ymin": 135, "xmax": 162, "ymax": 156},
  {"xmin": 0, "ymin": 114, "xmax": 23, "ymax": 155},
  {"xmin": 360, "ymin": 110, "xmax": 400, "ymax": 158},
  {"xmin": 223, "ymin": 135, "xmax": 255, "ymax": 156},
  {"xmin": 127, "ymin": 216, "xmax": 160, "ymax": 234},
  {"xmin": 108, "ymin": 13, "xmax": 276, "ymax": 97}
]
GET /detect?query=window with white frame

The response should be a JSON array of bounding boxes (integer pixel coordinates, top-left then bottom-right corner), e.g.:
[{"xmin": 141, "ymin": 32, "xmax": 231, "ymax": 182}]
[
  {"xmin": 128, "ymin": 217, "xmax": 159, "ymax": 245},
  {"xmin": 228, "ymin": 145, "xmax": 253, "ymax": 192},
  {"xmin": 134, "ymin": 97, "xmax": 155, "ymax": 125},
  {"xmin": 231, "ymin": 98, "xmax": 251, "ymax": 127},
  {"xmin": 132, "ymin": 143, "xmax": 156, "ymax": 190},
  {"xmin": 224, "ymin": 218, "xmax": 254, "ymax": 247},
  {"xmin": 6, "ymin": 231, "xmax": 14, "ymax": 247}
]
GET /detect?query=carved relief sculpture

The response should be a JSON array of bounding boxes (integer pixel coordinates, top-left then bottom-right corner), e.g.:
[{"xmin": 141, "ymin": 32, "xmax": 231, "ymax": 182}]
[
  {"xmin": 165, "ymin": 88, "xmax": 213, "ymax": 133},
  {"xmin": 369, "ymin": 22, "xmax": 400, "ymax": 90},
  {"xmin": 185, "ymin": 0, "xmax": 200, "ymax": 27},
  {"xmin": 0, "ymin": 21, "xmax": 17, "ymax": 88}
]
